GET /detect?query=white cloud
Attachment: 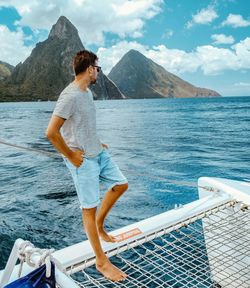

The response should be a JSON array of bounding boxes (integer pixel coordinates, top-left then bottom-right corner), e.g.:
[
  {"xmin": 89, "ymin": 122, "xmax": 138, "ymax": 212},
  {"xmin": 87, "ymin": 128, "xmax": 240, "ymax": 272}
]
[
  {"xmin": 233, "ymin": 82, "xmax": 250, "ymax": 87},
  {"xmin": 0, "ymin": 0, "xmax": 163, "ymax": 46},
  {"xmin": 0, "ymin": 25, "xmax": 34, "ymax": 66},
  {"xmin": 98, "ymin": 37, "xmax": 250, "ymax": 76},
  {"xmin": 195, "ymin": 45, "xmax": 238, "ymax": 74},
  {"xmin": 147, "ymin": 45, "xmax": 201, "ymax": 74},
  {"xmin": 112, "ymin": 0, "xmax": 162, "ymax": 18},
  {"xmin": 211, "ymin": 34, "xmax": 235, "ymax": 45},
  {"xmin": 222, "ymin": 14, "xmax": 250, "ymax": 28},
  {"xmin": 161, "ymin": 29, "xmax": 173, "ymax": 39},
  {"xmin": 186, "ymin": 6, "xmax": 218, "ymax": 28},
  {"xmin": 233, "ymin": 37, "xmax": 250, "ymax": 68}
]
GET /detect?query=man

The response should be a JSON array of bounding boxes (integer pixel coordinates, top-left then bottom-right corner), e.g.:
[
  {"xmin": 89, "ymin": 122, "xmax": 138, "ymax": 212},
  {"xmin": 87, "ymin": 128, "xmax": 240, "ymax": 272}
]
[{"xmin": 46, "ymin": 50, "xmax": 128, "ymax": 282}]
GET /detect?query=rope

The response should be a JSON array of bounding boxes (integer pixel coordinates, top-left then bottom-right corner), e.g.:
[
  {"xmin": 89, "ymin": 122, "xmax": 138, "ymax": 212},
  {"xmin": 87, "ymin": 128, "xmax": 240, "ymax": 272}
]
[
  {"xmin": 0, "ymin": 139, "xmax": 197, "ymax": 189},
  {"xmin": 1, "ymin": 138, "xmax": 239, "ymax": 196},
  {"xmin": 18, "ymin": 241, "xmax": 34, "ymax": 278},
  {"xmin": 0, "ymin": 139, "xmax": 60, "ymax": 159},
  {"xmin": 17, "ymin": 241, "xmax": 55, "ymax": 277},
  {"xmin": 4, "ymin": 140, "xmax": 248, "ymax": 198},
  {"xmin": 1, "ymin": 139, "xmax": 239, "ymax": 194}
]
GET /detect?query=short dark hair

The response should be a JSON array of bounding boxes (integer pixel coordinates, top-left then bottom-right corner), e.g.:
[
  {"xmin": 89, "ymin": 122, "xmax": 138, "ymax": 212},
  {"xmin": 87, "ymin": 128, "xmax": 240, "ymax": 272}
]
[{"xmin": 73, "ymin": 50, "xmax": 98, "ymax": 76}]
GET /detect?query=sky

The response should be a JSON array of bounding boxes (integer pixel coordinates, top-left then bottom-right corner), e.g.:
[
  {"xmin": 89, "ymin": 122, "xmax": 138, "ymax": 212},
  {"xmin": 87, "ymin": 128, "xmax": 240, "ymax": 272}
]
[{"xmin": 0, "ymin": 0, "xmax": 249, "ymax": 96}]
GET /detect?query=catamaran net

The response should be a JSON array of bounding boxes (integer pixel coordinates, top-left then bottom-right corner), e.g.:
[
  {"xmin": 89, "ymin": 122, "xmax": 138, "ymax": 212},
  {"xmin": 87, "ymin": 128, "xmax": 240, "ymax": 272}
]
[{"xmin": 68, "ymin": 201, "xmax": 250, "ymax": 288}]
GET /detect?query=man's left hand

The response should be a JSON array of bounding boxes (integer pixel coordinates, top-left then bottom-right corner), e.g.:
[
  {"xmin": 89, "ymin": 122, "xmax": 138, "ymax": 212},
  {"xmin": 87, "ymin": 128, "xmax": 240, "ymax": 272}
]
[{"xmin": 102, "ymin": 143, "xmax": 109, "ymax": 149}]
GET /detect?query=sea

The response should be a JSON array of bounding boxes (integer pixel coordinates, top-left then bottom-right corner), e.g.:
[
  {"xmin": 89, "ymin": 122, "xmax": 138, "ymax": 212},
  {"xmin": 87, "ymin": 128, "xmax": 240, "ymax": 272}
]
[{"xmin": 0, "ymin": 96, "xmax": 249, "ymax": 270}]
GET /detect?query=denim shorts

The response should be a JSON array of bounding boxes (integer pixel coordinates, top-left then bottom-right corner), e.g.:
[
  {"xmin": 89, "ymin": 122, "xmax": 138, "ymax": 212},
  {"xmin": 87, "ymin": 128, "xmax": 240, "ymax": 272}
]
[{"xmin": 63, "ymin": 149, "xmax": 128, "ymax": 209}]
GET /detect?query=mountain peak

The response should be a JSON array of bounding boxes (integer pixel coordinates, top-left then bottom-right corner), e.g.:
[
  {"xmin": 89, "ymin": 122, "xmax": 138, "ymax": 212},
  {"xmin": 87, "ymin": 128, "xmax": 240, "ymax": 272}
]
[
  {"xmin": 109, "ymin": 49, "xmax": 220, "ymax": 99},
  {"xmin": 122, "ymin": 49, "xmax": 152, "ymax": 69},
  {"xmin": 0, "ymin": 16, "xmax": 124, "ymax": 101},
  {"xmin": 49, "ymin": 16, "xmax": 78, "ymax": 39},
  {"xmin": 125, "ymin": 49, "xmax": 145, "ymax": 59},
  {"xmin": 127, "ymin": 49, "xmax": 140, "ymax": 55}
]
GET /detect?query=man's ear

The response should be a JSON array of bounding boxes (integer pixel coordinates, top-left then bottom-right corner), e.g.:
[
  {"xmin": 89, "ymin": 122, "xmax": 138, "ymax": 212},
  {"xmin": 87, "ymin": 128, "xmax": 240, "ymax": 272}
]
[{"xmin": 88, "ymin": 65, "xmax": 94, "ymax": 75}]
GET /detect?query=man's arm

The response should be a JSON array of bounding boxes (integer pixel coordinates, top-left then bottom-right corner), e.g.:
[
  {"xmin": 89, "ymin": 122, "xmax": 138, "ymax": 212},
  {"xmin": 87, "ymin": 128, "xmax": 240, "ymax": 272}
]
[{"xmin": 45, "ymin": 115, "xmax": 84, "ymax": 167}]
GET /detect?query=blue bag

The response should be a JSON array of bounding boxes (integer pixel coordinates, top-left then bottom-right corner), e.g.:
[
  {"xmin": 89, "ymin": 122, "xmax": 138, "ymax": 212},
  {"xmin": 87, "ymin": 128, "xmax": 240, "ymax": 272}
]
[{"xmin": 4, "ymin": 261, "xmax": 56, "ymax": 288}]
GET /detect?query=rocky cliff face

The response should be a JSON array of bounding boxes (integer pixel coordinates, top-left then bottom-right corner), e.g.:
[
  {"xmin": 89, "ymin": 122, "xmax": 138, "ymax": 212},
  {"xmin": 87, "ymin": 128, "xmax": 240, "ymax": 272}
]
[
  {"xmin": 0, "ymin": 61, "xmax": 14, "ymax": 80},
  {"xmin": 108, "ymin": 49, "xmax": 220, "ymax": 98},
  {"xmin": 0, "ymin": 16, "xmax": 124, "ymax": 101}
]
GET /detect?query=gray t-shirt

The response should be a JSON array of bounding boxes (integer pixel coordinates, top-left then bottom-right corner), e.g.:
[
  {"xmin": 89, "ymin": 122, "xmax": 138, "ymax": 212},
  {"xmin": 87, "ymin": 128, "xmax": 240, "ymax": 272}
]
[{"xmin": 53, "ymin": 82, "xmax": 103, "ymax": 158}]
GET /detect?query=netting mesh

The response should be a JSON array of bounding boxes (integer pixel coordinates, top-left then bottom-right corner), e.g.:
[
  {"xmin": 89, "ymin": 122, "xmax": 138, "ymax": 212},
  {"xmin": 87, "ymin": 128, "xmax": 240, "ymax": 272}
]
[{"xmin": 68, "ymin": 201, "xmax": 250, "ymax": 288}]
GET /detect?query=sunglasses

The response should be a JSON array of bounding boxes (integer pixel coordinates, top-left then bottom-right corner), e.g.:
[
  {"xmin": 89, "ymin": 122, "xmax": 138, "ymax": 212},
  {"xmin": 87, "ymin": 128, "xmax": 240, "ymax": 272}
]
[{"xmin": 92, "ymin": 65, "xmax": 102, "ymax": 73}]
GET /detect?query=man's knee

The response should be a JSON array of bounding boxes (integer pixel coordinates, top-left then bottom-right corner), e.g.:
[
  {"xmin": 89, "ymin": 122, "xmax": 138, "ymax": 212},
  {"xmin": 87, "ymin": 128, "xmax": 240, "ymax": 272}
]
[
  {"xmin": 82, "ymin": 207, "xmax": 97, "ymax": 215},
  {"xmin": 112, "ymin": 182, "xmax": 128, "ymax": 193}
]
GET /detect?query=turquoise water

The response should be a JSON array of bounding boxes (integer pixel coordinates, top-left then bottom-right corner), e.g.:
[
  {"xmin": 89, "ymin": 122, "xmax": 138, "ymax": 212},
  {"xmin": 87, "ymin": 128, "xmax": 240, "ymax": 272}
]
[{"xmin": 0, "ymin": 96, "xmax": 249, "ymax": 269}]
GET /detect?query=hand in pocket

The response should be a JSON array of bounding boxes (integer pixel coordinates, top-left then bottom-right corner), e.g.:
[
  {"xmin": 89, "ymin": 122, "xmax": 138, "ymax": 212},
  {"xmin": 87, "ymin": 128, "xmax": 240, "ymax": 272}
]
[{"xmin": 69, "ymin": 150, "xmax": 85, "ymax": 168}]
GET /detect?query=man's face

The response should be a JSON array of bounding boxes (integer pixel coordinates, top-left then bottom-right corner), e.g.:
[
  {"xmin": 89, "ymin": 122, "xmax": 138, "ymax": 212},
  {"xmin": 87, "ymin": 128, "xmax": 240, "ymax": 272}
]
[{"xmin": 90, "ymin": 61, "xmax": 101, "ymax": 84}]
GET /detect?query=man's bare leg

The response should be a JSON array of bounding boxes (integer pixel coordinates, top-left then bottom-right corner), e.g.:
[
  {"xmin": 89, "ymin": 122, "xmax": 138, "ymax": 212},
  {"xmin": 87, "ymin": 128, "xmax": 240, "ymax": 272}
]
[
  {"xmin": 82, "ymin": 207, "xmax": 128, "ymax": 281},
  {"xmin": 96, "ymin": 183, "xmax": 128, "ymax": 242}
]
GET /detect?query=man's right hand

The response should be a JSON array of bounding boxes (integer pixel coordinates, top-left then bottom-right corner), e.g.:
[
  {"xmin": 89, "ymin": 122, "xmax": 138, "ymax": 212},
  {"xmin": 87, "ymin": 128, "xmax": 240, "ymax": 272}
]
[{"xmin": 69, "ymin": 150, "xmax": 85, "ymax": 168}]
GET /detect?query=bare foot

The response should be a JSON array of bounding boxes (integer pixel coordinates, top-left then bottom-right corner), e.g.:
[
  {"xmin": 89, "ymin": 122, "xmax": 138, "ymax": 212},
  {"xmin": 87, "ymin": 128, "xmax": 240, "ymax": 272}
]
[
  {"xmin": 98, "ymin": 228, "xmax": 117, "ymax": 243},
  {"xmin": 96, "ymin": 257, "xmax": 128, "ymax": 282}
]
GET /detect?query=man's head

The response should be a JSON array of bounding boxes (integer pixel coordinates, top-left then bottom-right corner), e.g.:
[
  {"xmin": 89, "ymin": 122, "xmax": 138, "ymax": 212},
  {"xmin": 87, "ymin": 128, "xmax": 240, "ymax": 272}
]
[{"xmin": 73, "ymin": 50, "xmax": 101, "ymax": 84}]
